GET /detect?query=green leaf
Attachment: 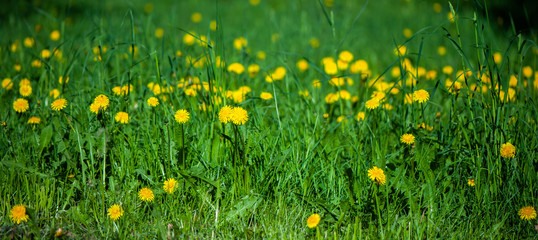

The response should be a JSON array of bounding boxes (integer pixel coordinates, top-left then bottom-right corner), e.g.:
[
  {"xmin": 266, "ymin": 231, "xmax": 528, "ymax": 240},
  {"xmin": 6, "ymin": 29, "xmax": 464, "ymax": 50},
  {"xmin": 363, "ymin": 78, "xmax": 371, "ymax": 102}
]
[{"xmin": 39, "ymin": 125, "xmax": 53, "ymax": 157}]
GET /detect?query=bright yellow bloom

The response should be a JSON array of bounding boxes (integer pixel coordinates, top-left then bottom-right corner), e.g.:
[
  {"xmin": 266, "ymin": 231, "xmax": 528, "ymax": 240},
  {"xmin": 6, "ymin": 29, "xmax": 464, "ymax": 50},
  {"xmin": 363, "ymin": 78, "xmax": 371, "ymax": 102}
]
[
  {"xmin": 500, "ymin": 142, "xmax": 515, "ymax": 158},
  {"xmin": 163, "ymin": 178, "xmax": 178, "ymax": 194},
  {"xmin": 59, "ymin": 76, "xmax": 69, "ymax": 85},
  {"xmin": 522, "ymin": 66, "xmax": 533, "ymax": 78},
  {"xmin": 155, "ymin": 28, "xmax": 164, "ymax": 38},
  {"xmin": 413, "ymin": 89, "xmax": 430, "ymax": 103},
  {"xmin": 93, "ymin": 94, "xmax": 109, "ymax": 110},
  {"xmin": 41, "ymin": 49, "xmax": 51, "ymax": 58},
  {"xmin": 89, "ymin": 103, "xmax": 100, "ymax": 114},
  {"xmin": 191, "ymin": 12, "xmax": 202, "ymax": 23},
  {"xmin": 438, "ymin": 46, "xmax": 447, "ymax": 56},
  {"xmin": 27, "ymin": 116, "xmax": 41, "ymax": 125},
  {"xmin": 50, "ymin": 30, "xmax": 60, "ymax": 41},
  {"xmin": 467, "ymin": 179, "xmax": 475, "ymax": 187},
  {"xmin": 260, "ymin": 92, "xmax": 273, "ymax": 100},
  {"xmin": 400, "ymin": 133, "xmax": 415, "ymax": 145},
  {"xmin": 107, "ymin": 204, "xmax": 123, "ymax": 221},
  {"xmin": 338, "ymin": 50, "xmax": 353, "ymax": 63},
  {"xmin": 233, "ymin": 37, "xmax": 248, "ymax": 50},
  {"xmin": 365, "ymin": 98, "xmax": 380, "ymax": 110},
  {"xmin": 323, "ymin": 60, "xmax": 338, "ymax": 75},
  {"xmin": 9, "ymin": 205, "xmax": 29, "ymax": 224},
  {"xmin": 138, "ymin": 188, "xmax": 155, "ymax": 202},
  {"xmin": 368, "ymin": 166, "xmax": 386, "ymax": 185},
  {"xmin": 296, "ymin": 59, "xmax": 309, "ymax": 72},
  {"xmin": 2, "ymin": 78, "xmax": 14, "ymax": 90},
  {"xmin": 174, "ymin": 109, "xmax": 190, "ymax": 124},
  {"xmin": 356, "ymin": 112, "xmax": 365, "ymax": 121},
  {"xmin": 147, "ymin": 97, "xmax": 159, "ymax": 107},
  {"xmin": 19, "ymin": 85, "xmax": 32, "ymax": 97},
  {"xmin": 228, "ymin": 62, "xmax": 245, "ymax": 74},
  {"xmin": 13, "ymin": 98, "xmax": 29, "ymax": 113},
  {"xmin": 231, "ymin": 107, "xmax": 248, "ymax": 125},
  {"xmin": 518, "ymin": 206, "xmax": 537, "ymax": 221},
  {"xmin": 309, "ymin": 37, "xmax": 320, "ymax": 48},
  {"xmin": 115, "ymin": 112, "xmax": 129, "ymax": 124},
  {"xmin": 51, "ymin": 98, "xmax": 67, "ymax": 111},
  {"xmin": 306, "ymin": 214, "xmax": 321, "ymax": 228},
  {"xmin": 248, "ymin": 64, "xmax": 260, "ymax": 78},
  {"xmin": 218, "ymin": 105, "xmax": 234, "ymax": 124},
  {"xmin": 24, "ymin": 37, "xmax": 34, "ymax": 48},
  {"xmin": 325, "ymin": 93, "xmax": 339, "ymax": 104}
]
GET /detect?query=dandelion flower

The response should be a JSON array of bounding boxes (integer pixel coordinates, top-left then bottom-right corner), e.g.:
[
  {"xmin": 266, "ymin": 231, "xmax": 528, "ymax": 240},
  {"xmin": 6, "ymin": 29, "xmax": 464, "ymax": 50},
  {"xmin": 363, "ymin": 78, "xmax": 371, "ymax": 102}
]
[
  {"xmin": 163, "ymin": 178, "xmax": 178, "ymax": 194},
  {"xmin": 147, "ymin": 97, "xmax": 159, "ymax": 107},
  {"xmin": 356, "ymin": 112, "xmax": 365, "ymax": 121},
  {"xmin": 467, "ymin": 179, "xmax": 475, "ymax": 187},
  {"xmin": 115, "ymin": 112, "xmax": 129, "ymax": 124},
  {"xmin": 27, "ymin": 116, "xmax": 41, "ymax": 125},
  {"xmin": 248, "ymin": 64, "xmax": 260, "ymax": 78},
  {"xmin": 107, "ymin": 204, "xmax": 123, "ymax": 221},
  {"xmin": 51, "ymin": 98, "xmax": 67, "ymax": 111},
  {"xmin": 365, "ymin": 98, "xmax": 380, "ymax": 110},
  {"xmin": 231, "ymin": 106, "xmax": 248, "ymax": 125},
  {"xmin": 2, "ymin": 78, "xmax": 14, "ymax": 90},
  {"xmin": 138, "ymin": 188, "xmax": 155, "ymax": 202},
  {"xmin": 500, "ymin": 142, "xmax": 515, "ymax": 159},
  {"xmin": 93, "ymin": 94, "xmax": 109, "ymax": 110},
  {"xmin": 296, "ymin": 59, "xmax": 309, "ymax": 72},
  {"xmin": 306, "ymin": 214, "xmax": 321, "ymax": 228},
  {"xmin": 13, "ymin": 98, "xmax": 29, "ymax": 113},
  {"xmin": 413, "ymin": 89, "xmax": 430, "ymax": 103},
  {"xmin": 59, "ymin": 76, "xmax": 69, "ymax": 84},
  {"xmin": 228, "ymin": 63, "xmax": 245, "ymax": 74},
  {"xmin": 50, "ymin": 30, "xmax": 60, "ymax": 41},
  {"xmin": 400, "ymin": 133, "xmax": 415, "ymax": 145},
  {"xmin": 367, "ymin": 166, "xmax": 386, "ymax": 185},
  {"xmin": 218, "ymin": 105, "xmax": 234, "ymax": 124},
  {"xmin": 518, "ymin": 206, "xmax": 537, "ymax": 221},
  {"xmin": 260, "ymin": 92, "xmax": 273, "ymax": 100},
  {"xmin": 19, "ymin": 85, "xmax": 32, "ymax": 97},
  {"xmin": 9, "ymin": 204, "xmax": 29, "ymax": 224},
  {"xmin": 49, "ymin": 89, "xmax": 60, "ymax": 99},
  {"xmin": 174, "ymin": 109, "xmax": 190, "ymax": 124}
]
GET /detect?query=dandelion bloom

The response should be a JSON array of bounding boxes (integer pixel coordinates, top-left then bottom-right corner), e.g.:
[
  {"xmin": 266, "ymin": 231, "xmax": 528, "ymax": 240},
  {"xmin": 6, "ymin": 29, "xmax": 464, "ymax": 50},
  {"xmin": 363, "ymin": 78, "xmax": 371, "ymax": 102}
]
[
  {"xmin": 2, "ymin": 78, "xmax": 14, "ymax": 90},
  {"xmin": 49, "ymin": 89, "xmax": 60, "ymax": 99},
  {"xmin": 227, "ymin": 63, "xmax": 245, "ymax": 74},
  {"xmin": 147, "ymin": 97, "xmax": 159, "ymax": 107},
  {"xmin": 138, "ymin": 188, "xmax": 155, "ymax": 202},
  {"xmin": 115, "ymin": 112, "xmax": 129, "ymax": 124},
  {"xmin": 356, "ymin": 112, "xmax": 365, "ymax": 121},
  {"xmin": 306, "ymin": 214, "xmax": 321, "ymax": 228},
  {"xmin": 51, "ymin": 98, "xmax": 67, "ymax": 111},
  {"xmin": 467, "ymin": 179, "xmax": 475, "ymax": 187},
  {"xmin": 163, "ymin": 178, "xmax": 178, "ymax": 194},
  {"xmin": 19, "ymin": 85, "xmax": 32, "ymax": 97},
  {"xmin": 368, "ymin": 166, "xmax": 386, "ymax": 185},
  {"xmin": 518, "ymin": 206, "xmax": 537, "ymax": 221},
  {"xmin": 260, "ymin": 92, "xmax": 273, "ymax": 100},
  {"xmin": 218, "ymin": 105, "xmax": 234, "ymax": 124},
  {"xmin": 174, "ymin": 109, "xmax": 190, "ymax": 124},
  {"xmin": 296, "ymin": 59, "xmax": 309, "ymax": 72},
  {"xmin": 231, "ymin": 107, "xmax": 248, "ymax": 125},
  {"xmin": 13, "ymin": 98, "xmax": 29, "ymax": 113},
  {"xmin": 365, "ymin": 98, "xmax": 380, "ymax": 110},
  {"xmin": 9, "ymin": 204, "xmax": 29, "ymax": 224},
  {"xmin": 412, "ymin": 89, "xmax": 430, "ymax": 103},
  {"xmin": 500, "ymin": 142, "xmax": 515, "ymax": 159},
  {"xmin": 89, "ymin": 103, "xmax": 101, "ymax": 114},
  {"xmin": 27, "ymin": 116, "xmax": 41, "ymax": 125},
  {"xmin": 93, "ymin": 94, "xmax": 109, "ymax": 110},
  {"xmin": 107, "ymin": 204, "xmax": 123, "ymax": 221},
  {"xmin": 59, "ymin": 76, "xmax": 69, "ymax": 84},
  {"xmin": 400, "ymin": 133, "xmax": 415, "ymax": 145},
  {"xmin": 50, "ymin": 30, "xmax": 60, "ymax": 41}
]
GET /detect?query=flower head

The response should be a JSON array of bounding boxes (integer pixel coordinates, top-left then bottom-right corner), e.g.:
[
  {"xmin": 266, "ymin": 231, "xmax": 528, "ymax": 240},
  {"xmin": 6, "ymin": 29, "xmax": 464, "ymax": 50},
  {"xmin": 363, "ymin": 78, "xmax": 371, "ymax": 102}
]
[
  {"xmin": 2, "ymin": 78, "xmax": 14, "ymax": 90},
  {"xmin": 518, "ymin": 206, "xmax": 537, "ymax": 221},
  {"xmin": 500, "ymin": 142, "xmax": 515, "ymax": 159},
  {"xmin": 218, "ymin": 105, "xmax": 234, "ymax": 124},
  {"xmin": 13, "ymin": 98, "xmax": 29, "ymax": 113},
  {"xmin": 365, "ymin": 98, "xmax": 380, "ymax": 110},
  {"xmin": 93, "ymin": 94, "xmax": 109, "ymax": 110},
  {"xmin": 413, "ymin": 89, "xmax": 430, "ymax": 103},
  {"xmin": 356, "ymin": 112, "xmax": 365, "ymax": 121},
  {"xmin": 231, "ymin": 107, "xmax": 248, "ymax": 125},
  {"xmin": 107, "ymin": 204, "xmax": 123, "ymax": 221},
  {"xmin": 9, "ymin": 204, "xmax": 29, "ymax": 224},
  {"xmin": 19, "ymin": 85, "xmax": 32, "ymax": 97},
  {"xmin": 163, "ymin": 178, "xmax": 178, "ymax": 194},
  {"xmin": 138, "ymin": 188, "xmax": 155, "ymax": 202},
  {"xmin": 260, "ymin": 92, "xmax": 273, "ymax": 100},
  {"xmin": 147, "ymin": 97, "xmax": 159, "ymax": 107},
  {"xmin": 400, "ymin": 133, "xmax": 415, "ymax": 145},
  {"xmin": 174, "ymin": 109, "xmax": 190, "ymax": 124},
  {"xmin": 27, "ymin": 116, "xmax": 41, "ymax": 125},
  {"xmin": 49, "ymin": 89, "xmax": 60, "ymax": 99},
  {"xmin": 368, "ymin": 166, "xmax": 386, "ymax": 185},
  {"xmin": 51, "ymin": 98, "xmax": 67, "ymax": 111},
  {"xmin": 227, "ymin": 63, "xmax": 245, "ymax": 74},
  {"xmin": 467, "ymin": 179, "xmax": 475, "ymax": 187},
  {"xmin": 115, "ymin": 112, "xmax": 129, "ymax": 124},
  {"xmin": 306, "ymin": 214, "xmax": 321, "ymax": 228}
]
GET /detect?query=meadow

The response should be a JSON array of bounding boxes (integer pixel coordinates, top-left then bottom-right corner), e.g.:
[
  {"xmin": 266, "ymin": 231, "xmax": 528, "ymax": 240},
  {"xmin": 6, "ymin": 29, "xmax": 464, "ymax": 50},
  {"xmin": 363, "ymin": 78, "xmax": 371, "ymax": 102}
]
[{"xmin": 1, "ymin": 0, "xmax": 538, "ymax": 239}]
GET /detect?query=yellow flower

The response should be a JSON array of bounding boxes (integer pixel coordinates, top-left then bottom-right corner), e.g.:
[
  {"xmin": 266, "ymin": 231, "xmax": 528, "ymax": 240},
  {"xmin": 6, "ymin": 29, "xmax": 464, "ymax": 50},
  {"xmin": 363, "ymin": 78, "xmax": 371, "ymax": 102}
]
[
  {"xmin": 312, "ymin": 79, "xmax": 321, "ymax": 88},
  {"xmin": 248, "ymin": 64, "xmax": 260, "ymax": 78},
  {"xmin": 210, "ymin": 20, "xmax": 217, "ymax": 31},
  {"xmin": 147, "ymin": 97, "xmax": 159, "ymax": 107},
  {"xmin": 257, "ymin": 51, "xmax": 266, "ymax": 60},
  {"xmin": 24, "ymin": 37, "xmax": 34, "ymax": 48},
  {"xmin": 59, "ymin": 76, "xmax": 69, "ymax": 85},
  {"xmin": 299, "ymin": 90, "xmax": 309, "ymax": 98},
  {"xmin": 93, "ymin": 94, "xmax": 109, "ymax": 110},
  {"xmin": 306, "ymin": 214, "xmax": 321, "ymax": 228},
  {"xmin": 400, "ymin": 133, "xmax": 415, "ymax": 145},
  {"xmin": 50, "ymin": 30, "xmax": 60, "ymax": 41},
  {"xmin": 500, "ymin": 142, "xmax": 515, "ymax": 159},
  {"xmin": 41, "ymin": 49, "xmax": 51, "ymax": 59},
  {"xmin": 32, "ymin": 59, "xmax": 42, "ymax": 68},
  {"xmin": 2, "ymin": 78, "xmax": 14, "ymax": 90},
  {"xmin": 218, "ymin": 105, "xmax": 234, "ymax": 124},
  {"xmin": 9, "ymin": 204, "xmax": 29, "ymax": 224},
  {"xmin": 89, "ymin": 103, "xmax": 100, "ymax": 114},
  {"xmin": 260, "ymin": 92, "xmax": 273, "ymax": 100},
  {"xmin": 518, "ymin": 206, "xmax": 537, "ymax": 221},
  {"xmin": 183, "ymin": 32, "xmax": 196, "ymax": 46},
  {"xmin": 438, "ymin": 46, "xmax": 447, "ymax": 56},
  {"xmin": 231, "ymin": 107, "xmax": 248, "ymax": 125},
  {"xmin": 309, "ymin": 37, "xmax": 320, "ymax": 48},
  {"xmin": 138, "ymin": 187, "xmax": 155, "ymax": 202},
  {"xmin": 115, "ymin": 112, "xmax": 129, "ymax": 124},
  {"xmin": 325, "ymin": 93, "xmax": 339, "ymax": 104},
  {"xmin": 467, "ymin": 179, "xmax": 475, "ymax": 187},
  {"xmin": 107, "ymin": 204, "xmax": 123, "ymax": 221},
  {"xmin": 51, "ymin": 98, "xmax": 67, "ymax": 111},
  {"xmin": 47, "ymin": 89, "xmax": 59, "ymax": 99},
  {"xmin": 228, "ymin": 62, "xmax": 245, "ymax": 74},
  {"xmin": 367, "ymin": 166, "xmax": 386, "ymax": 185},
  {"xmin": 338, "ymin": 50, "xmax": 353, "ymax": 63},
  {"xmin": 522, "ymin": 66, "xmax": 533, "ymax": 78},
  {"xmin": 233, "ymin": 37, "xmax": 248, "ymax": 50},
  {"xmin": 323, "ymin": 60, "xmax": 338, "ymax": 75},
  {"xmin": 174, "ymin": 109, "xmax": 190, "ymax": 124},
  {"xmin": 394, "ymin": 45, "xmax": 407, "ymax": 56},
  {"xmin": 155, "ymin": 28, "xmax": 164, "ymax": 38},
  {"xmin": 13, "ymin": 98, "xmax": 29, "ymax": 113},
  {"xmin": 27, "ymin": 116, "xmax": 41, "ymax": 125},
  {"xmin": 19, "ymin": 85, "xmax": 32, "ymax": 97},
  {"xmin": 356, "ymin": 112, "xmax": 365, "ymax": 121},
  {"xmin": 403, "ymin": 28, "xmax": 413, "ymax": 38},
  {"xmin": 191, "ymin": 12, "xmax": 202, "ymax": 23},
  {"xmin": 163, "ymin": 178, "xmax": 178, "ymax": 194},
  {"xmin": 413, "ymin": 89, "xmax": 430, "ymax": 103},
  {"xmin": 249, "ymin": 0, "xmax": 260, "ymax": 6},
  {"xmin": 365, "ymin": 98, "xmax": 380, "ymax": 110},
  {"xmin": 296, "ymin": 59, "xmax": 309, "ymax": 72}
]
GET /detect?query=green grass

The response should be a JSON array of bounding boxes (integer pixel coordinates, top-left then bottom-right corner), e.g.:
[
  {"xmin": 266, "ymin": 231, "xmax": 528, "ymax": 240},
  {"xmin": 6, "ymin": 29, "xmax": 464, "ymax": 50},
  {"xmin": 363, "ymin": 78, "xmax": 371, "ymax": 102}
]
[{"xmin": 1, "ymin": 0, "xmax": 538, "ymax": 238}]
